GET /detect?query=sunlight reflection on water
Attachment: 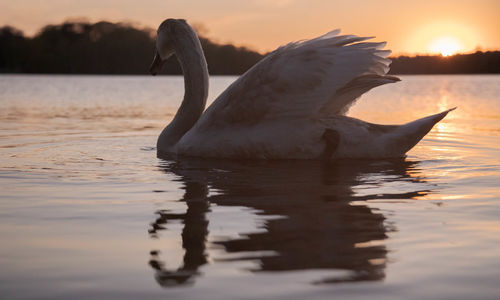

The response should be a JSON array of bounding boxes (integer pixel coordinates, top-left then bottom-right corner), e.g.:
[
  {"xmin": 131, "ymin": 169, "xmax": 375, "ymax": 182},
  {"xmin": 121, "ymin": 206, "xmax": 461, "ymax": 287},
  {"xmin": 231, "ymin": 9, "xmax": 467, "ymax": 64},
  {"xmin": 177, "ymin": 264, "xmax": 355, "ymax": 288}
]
[{"xmin": 0, "ymin": 74, "xmax": 499, "ymax": 299}]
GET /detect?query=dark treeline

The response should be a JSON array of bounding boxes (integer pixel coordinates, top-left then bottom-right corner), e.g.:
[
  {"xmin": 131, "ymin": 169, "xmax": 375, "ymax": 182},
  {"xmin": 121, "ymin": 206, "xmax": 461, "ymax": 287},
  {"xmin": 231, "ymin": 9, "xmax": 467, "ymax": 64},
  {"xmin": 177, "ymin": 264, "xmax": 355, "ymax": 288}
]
[
  {"xmin": 389, "ymin": 52, "xmax": 500, "ymax": 74},
  {"xmin": 1, "ymin": 20, "xmax": 499, "ymax": 75},
  {"xmin": 0, "ymin": 21, "xmax": 263, "ymax": 75}
]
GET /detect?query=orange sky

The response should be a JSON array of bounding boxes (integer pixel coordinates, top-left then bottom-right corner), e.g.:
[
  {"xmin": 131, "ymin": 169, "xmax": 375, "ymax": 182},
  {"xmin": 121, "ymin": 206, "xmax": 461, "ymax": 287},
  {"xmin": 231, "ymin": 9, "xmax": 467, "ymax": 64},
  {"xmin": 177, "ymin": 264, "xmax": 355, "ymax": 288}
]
[{"xmin": 1, "ymin": 0, "xmax": 499, "ymax": 55}]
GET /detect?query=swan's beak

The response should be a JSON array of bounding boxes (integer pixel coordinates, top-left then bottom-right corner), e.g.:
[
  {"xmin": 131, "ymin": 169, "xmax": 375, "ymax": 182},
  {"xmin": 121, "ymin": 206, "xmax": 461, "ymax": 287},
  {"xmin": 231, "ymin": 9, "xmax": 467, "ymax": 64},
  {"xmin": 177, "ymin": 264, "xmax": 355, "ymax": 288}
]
[{"xmin": 149, "ymin": 51, "xmax": 166, "ymax": 76}]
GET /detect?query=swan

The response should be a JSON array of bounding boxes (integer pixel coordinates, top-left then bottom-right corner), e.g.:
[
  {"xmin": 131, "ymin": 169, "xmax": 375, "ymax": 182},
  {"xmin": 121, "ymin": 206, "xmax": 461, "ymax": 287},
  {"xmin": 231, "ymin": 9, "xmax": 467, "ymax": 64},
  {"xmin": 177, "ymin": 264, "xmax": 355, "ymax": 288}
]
[{"xmin": 150, "ymin": 19, "xmax": 455, "ymax": 159}]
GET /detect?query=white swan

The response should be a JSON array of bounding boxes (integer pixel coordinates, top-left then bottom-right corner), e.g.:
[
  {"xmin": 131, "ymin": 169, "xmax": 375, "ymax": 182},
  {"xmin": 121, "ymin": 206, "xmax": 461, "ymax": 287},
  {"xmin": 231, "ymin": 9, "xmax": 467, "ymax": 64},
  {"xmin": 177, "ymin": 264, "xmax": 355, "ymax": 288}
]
[{"xmin": 150, "ymin": 19, "xmax": 454, "ymax": 159}]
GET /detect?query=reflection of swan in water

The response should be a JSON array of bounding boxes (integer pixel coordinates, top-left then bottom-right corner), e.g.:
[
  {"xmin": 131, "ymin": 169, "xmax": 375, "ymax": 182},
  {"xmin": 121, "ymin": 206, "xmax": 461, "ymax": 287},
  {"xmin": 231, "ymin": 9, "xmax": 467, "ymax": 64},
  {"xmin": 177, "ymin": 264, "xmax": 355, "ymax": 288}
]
[
  {"xmin": 150, "ymin": 18, "xmax": 454, "ymax": 159},
  {"xmin": 148, "ymin": 158, "xmax": 430, "ymax": 286},
  {"xmin": 148, "ymin": 181, "xmax": 209, "ymax": 287}
]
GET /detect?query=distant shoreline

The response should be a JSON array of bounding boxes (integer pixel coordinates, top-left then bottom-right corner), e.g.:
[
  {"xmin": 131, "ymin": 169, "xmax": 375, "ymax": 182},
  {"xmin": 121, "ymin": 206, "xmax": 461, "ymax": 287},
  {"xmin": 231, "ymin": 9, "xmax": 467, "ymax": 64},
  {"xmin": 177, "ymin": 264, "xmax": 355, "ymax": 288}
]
[
  {"xmin": 1, "ymin": 21, "xmax": 499, "ymax": 75},
  {"xmin": 388, "ymin": 52, "xmax": 500, "ymax": 74}
]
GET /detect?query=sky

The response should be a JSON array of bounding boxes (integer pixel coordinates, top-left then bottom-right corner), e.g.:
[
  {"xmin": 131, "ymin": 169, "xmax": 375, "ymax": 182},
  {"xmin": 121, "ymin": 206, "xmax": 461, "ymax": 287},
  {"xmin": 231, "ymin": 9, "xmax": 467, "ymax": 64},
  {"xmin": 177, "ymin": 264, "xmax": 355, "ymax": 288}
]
[{"xmin": 1, "ymin": 0, "xmax": 499, "ymax": 55}]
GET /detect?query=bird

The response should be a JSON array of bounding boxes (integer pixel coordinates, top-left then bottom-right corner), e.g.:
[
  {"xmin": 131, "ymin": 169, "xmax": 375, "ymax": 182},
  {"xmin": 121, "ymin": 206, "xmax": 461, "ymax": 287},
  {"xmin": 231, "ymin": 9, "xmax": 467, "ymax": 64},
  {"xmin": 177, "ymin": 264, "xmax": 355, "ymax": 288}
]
[{"xmin": 150, "ymin": 19, "xmax": 455, "ymax": 160}]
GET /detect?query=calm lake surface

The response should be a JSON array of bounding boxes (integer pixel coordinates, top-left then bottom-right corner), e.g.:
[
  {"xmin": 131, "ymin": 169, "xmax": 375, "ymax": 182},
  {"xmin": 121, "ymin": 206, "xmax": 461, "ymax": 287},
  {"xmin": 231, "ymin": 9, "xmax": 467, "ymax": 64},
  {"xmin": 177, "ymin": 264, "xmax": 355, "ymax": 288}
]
[{"xmin": 0, "ymin": 74, "xmax": 499, "ymax": 299}]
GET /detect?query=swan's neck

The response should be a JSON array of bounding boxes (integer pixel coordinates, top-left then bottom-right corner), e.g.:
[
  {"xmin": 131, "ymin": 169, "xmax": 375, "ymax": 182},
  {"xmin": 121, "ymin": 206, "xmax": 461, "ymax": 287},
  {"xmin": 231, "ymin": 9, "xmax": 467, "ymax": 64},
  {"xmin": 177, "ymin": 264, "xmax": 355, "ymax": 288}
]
[{"xmin": 158, "ymin": 27, "xmax": 209, "ymax": 153}]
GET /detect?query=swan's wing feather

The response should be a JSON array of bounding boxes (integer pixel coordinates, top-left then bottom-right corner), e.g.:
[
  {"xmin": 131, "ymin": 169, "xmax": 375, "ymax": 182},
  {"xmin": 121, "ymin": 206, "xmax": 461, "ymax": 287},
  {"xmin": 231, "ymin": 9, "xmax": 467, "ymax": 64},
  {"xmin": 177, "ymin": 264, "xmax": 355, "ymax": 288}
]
[{"xmin": 197, "ymin": 30, "xmax": 398, "ymax": 128}]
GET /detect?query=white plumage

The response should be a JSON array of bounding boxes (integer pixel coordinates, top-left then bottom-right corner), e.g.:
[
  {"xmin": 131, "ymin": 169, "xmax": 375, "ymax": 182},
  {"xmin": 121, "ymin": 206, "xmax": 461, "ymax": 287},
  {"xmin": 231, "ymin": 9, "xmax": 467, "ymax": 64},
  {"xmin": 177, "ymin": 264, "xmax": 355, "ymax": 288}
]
[{"xmin": 150, "ymin": 19, "xmax": 454, "ymax": 159}]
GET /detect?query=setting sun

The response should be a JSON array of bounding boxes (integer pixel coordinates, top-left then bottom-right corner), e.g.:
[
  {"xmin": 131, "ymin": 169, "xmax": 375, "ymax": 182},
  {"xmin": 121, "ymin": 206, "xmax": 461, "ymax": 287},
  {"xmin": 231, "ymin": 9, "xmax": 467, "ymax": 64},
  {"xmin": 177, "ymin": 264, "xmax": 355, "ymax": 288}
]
[{"xmin": 428, "ymin": 36, "xmax": 464, "ymax": 56}]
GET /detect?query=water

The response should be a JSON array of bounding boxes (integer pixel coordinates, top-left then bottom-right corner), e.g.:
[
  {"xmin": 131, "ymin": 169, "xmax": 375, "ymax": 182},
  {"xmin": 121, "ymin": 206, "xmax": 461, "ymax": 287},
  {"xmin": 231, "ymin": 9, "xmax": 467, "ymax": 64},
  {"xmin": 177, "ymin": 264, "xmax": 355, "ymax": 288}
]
[{"xmin": 0, "ymin": 74, "xmax": 499, "ymax": 299}]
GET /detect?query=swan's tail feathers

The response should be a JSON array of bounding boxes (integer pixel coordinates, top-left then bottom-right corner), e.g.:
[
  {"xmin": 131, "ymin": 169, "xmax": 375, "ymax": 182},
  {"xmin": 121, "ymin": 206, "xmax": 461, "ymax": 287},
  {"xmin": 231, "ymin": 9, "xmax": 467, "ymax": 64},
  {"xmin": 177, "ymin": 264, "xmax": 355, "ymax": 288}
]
[
  {"xmin": 391, "ymin": 108, "xmax": 456, "ymax": 154},
  {"xmin": 320, "ymin": 74, "xmax": 401, "ymax": 116}
]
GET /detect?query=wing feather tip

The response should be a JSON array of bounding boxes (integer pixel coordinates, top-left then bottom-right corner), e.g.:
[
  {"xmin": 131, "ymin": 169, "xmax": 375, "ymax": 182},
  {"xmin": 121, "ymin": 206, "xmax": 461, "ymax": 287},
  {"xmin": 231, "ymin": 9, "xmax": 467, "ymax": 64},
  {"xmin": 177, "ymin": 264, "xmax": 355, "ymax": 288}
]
[{"xmin": 385, "ymin": 75, "xmax": 401, "ymax": 82}]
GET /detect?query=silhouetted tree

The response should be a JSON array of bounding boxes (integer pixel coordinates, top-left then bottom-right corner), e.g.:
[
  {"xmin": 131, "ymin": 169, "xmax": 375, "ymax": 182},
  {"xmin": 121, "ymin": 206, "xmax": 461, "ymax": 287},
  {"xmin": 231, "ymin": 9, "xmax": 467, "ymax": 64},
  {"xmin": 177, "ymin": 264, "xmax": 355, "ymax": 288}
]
[
  {"xmin": 0, "ymin": 26, "xmax": 28, "ymax": 72},
  {"xmin": 21, "ymin": 21, "xmax": 156, "ymax": 74}
]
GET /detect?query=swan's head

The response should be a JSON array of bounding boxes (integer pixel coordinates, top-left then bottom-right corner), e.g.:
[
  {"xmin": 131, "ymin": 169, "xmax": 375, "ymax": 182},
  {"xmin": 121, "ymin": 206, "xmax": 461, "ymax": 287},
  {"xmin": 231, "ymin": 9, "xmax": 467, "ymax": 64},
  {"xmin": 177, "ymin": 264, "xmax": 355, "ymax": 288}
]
[{"xmin": 150, "ymin": 19, "xmax": 185, "ymax": 75}]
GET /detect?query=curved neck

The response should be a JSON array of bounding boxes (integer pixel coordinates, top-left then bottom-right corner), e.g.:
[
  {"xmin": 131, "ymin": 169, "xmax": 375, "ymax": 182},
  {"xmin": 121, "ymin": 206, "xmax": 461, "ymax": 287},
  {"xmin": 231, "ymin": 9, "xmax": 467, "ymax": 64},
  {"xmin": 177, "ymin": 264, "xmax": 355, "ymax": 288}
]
[{"xmin": 158, "ymin": 26, "xmax": 209, "ymax": 153}]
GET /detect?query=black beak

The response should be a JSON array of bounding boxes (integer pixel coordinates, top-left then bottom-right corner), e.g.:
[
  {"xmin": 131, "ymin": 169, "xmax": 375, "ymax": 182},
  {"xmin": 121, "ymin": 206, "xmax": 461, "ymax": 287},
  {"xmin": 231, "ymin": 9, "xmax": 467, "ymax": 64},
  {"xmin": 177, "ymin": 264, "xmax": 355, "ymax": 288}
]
[{"xmin": 149, "ymin": 50, "xmax": 166, "ymax": 76}]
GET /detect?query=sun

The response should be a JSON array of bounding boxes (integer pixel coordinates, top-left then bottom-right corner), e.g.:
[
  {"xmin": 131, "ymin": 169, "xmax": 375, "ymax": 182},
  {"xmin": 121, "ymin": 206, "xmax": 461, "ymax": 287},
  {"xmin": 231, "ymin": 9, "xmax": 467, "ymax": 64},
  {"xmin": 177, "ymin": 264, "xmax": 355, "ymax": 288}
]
[{"xmin": 428, "ymin": 36, "xmax": 464, "ymax": 56}]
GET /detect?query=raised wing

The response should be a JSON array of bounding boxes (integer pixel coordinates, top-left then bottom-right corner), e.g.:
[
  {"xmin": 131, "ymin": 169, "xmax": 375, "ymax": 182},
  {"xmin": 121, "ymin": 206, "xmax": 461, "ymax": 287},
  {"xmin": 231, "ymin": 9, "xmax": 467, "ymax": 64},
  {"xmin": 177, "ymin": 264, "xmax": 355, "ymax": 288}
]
[{"xmin": 196, "ymin": 29, "xmax": 399, "ymax": 129}]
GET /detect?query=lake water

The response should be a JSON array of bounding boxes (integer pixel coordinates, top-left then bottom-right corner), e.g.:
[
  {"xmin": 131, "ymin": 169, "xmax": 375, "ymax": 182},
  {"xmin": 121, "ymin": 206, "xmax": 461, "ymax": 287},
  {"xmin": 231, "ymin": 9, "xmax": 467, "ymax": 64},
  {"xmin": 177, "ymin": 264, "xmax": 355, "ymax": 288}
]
[{"xmin": 0, "ymin": 74, "xmax": 499, "ymax": 300}]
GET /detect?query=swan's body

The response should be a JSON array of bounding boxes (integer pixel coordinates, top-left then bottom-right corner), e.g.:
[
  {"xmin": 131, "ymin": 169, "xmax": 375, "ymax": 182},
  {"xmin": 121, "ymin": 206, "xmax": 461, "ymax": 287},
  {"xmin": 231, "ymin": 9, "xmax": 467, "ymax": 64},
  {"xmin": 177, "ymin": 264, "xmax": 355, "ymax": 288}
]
[{"xmin": 151, "ymin": 19, "xmax": 454, "ymax": 159}]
